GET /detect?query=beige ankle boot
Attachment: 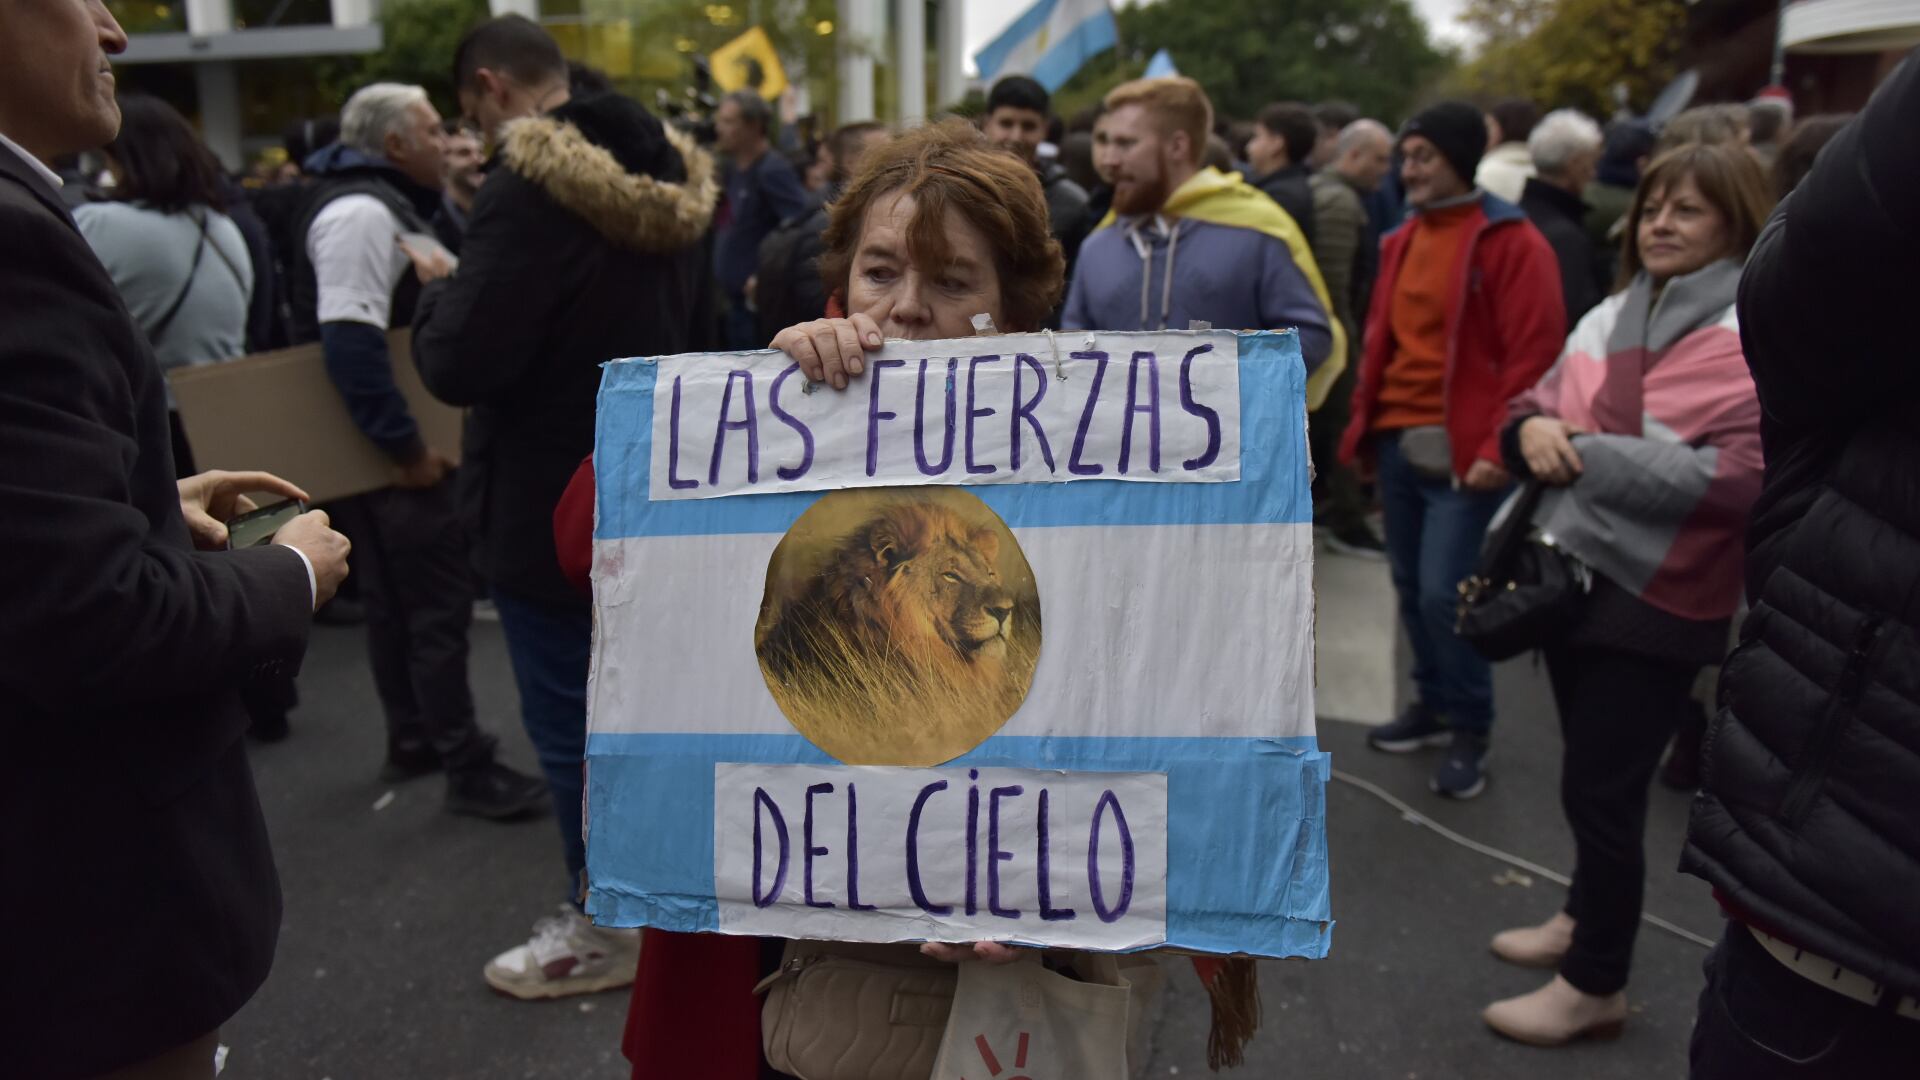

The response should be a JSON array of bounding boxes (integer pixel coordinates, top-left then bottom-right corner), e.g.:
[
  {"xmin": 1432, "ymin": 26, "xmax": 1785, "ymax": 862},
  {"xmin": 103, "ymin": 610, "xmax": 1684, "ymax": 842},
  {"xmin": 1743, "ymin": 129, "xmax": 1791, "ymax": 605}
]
[
  {"xmin": 1490, "ymin": 911, "xmax": 1575, "ymax": 968},
  {"xmin": 1483, "ymin": 975, "xmax": 1628, "ymax": 1046}
]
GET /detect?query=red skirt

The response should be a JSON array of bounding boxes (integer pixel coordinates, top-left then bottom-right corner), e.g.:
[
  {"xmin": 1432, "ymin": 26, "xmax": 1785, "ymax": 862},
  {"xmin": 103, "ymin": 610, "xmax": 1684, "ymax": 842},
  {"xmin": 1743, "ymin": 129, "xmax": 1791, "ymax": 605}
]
[{"xmin": 622, "ymin": 929, "xmax": 766, "ymax": 1079}]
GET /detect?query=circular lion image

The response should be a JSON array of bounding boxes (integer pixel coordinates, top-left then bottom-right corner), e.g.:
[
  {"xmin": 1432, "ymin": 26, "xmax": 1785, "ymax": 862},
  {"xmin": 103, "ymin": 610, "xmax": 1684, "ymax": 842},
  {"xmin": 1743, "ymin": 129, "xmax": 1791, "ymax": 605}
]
[{"xmin": 754, "ymin": 487, "xmax": 1042, "ymax": 765}]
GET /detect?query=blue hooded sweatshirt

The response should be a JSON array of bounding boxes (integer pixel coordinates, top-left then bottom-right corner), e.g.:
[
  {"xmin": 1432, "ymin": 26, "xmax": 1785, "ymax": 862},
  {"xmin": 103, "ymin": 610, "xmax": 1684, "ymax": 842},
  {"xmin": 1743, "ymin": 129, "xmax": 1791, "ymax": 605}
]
[{"xmin": 1061, "ymin": 213, "xmax": 1333, "ymax": 373}]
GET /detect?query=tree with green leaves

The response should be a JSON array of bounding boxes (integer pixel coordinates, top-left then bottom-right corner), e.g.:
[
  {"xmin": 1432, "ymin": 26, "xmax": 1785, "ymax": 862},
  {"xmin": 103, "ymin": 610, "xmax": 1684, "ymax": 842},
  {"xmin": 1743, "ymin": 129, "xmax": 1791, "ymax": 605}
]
[
  {"xmin": 1449, "ymin": 0, "xmax": 1687, "ymax": 117},
  {"xmin": 315, "ymin": 0, "xmax": 491, "ymax": 116},
  {"xmin": 1110, "ymin": 0, "xmax": 1453, "ymax": 124}
]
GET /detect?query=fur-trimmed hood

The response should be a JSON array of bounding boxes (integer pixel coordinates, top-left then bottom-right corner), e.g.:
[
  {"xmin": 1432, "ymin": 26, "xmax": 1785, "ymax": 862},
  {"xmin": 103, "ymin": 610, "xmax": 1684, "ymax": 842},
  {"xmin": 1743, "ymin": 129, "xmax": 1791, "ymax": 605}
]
[{"xmin": 500, "ymin": 95, "xmax": 717, "ymax": 254}]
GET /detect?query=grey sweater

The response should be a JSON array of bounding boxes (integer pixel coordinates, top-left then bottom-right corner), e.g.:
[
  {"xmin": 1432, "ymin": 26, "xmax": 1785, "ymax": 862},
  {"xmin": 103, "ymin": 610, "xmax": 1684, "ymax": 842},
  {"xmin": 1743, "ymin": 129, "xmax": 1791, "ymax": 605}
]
[{"xmin": 74, "ymin": 201, "xmax": 253, "ymax": 377}]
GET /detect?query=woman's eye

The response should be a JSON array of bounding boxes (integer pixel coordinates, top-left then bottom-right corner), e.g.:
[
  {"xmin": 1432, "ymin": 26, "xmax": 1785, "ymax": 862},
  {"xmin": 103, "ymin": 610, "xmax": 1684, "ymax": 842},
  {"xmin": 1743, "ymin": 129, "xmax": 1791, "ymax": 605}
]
[
  {"xmin": 863, "ymin": 266, "xmax": 896, "ymax": 283},
  {"xmin": 940, "ymin": 277, "xmax": 968, "ymax": 291}
]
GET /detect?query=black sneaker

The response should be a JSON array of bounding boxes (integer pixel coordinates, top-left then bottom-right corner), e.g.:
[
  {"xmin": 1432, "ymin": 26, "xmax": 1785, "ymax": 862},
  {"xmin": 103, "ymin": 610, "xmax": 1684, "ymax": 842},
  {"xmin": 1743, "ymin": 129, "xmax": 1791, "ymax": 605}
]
[
  {"xmin": 380, "ymin": 744, "xmax": 443, "ymax": 783},
  {"xmin": 1367, "ymin": 703, "xmax": 1453, "ymax": 753},
  {"xmin": 446, "ymin": 762, "xmax": 549, "ymax": 821},
  {"xmin": 1431, "ymin": 734, "xmax": 1490, "ymax": 799},
  {"xmin": 1325, "ymin": 524, "xmax": 1387, "ymax": 561}
]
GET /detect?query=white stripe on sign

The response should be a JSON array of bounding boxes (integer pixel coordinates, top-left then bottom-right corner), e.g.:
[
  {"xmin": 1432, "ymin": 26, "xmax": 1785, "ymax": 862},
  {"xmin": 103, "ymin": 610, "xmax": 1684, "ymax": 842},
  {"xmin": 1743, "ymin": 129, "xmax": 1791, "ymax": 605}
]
[
  {"xmin": 646, "ymin": 331, "xmax": 1241, "ymax": 501},
  {"xmin": 713, "ymin": 762, "xmax": 1169, "ymax": 950},
  {"xmin": 587, "ymin": 522, "xmax": 1316, "ymax": 742}
]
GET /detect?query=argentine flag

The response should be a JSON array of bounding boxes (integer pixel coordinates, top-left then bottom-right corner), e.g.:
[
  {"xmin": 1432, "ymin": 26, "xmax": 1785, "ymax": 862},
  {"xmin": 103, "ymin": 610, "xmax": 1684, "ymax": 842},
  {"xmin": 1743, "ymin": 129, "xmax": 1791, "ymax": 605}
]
[
  {"xmin": 581, "ymin": 329, "xmax": 1332, "ymax": 959},
  {"xmin": 974, "ymin": 0, "xmax": 1120, "ymax": 93}
]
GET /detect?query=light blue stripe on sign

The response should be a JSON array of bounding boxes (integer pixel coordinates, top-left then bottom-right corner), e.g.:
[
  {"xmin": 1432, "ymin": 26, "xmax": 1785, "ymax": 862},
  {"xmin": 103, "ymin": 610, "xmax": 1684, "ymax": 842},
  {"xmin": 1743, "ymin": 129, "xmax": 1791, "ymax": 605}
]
[
  {"xmin": 592, "ymin": 330, "xmax": 1311, "ymax": 539},
  {"xmin": 583, "ymin": 733, "xmax": 1333, "ymax": 959}
]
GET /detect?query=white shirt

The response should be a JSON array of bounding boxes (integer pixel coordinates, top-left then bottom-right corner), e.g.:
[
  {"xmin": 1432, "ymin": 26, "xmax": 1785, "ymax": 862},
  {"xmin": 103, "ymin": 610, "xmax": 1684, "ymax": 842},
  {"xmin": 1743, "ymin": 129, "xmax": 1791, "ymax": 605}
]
[
  {"xmin": 306, "ymin": 194, "xmax": 411, "ymax": 327},
  {"xmin": 0, "ymin": 130, "xmax": 64, "ymax": 191},
  {"xmin": 288, "ymin": 547, "xmax": 317, "ymax": 609}
]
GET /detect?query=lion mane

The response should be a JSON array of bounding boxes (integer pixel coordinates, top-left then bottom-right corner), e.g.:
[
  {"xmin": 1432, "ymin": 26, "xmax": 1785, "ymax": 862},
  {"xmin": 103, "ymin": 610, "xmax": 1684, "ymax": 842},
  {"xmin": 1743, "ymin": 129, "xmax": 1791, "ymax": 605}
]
[{"xmin": 758, "ymin": 502, "xmax": 1017, "ymax": 686}]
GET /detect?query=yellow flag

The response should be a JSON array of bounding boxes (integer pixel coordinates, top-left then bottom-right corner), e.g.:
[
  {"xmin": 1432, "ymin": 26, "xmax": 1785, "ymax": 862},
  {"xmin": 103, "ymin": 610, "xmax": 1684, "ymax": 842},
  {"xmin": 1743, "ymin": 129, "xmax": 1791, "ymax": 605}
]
[{"xmin": 710, "ymin": 26, "xmax": 788, "ymax": 101}]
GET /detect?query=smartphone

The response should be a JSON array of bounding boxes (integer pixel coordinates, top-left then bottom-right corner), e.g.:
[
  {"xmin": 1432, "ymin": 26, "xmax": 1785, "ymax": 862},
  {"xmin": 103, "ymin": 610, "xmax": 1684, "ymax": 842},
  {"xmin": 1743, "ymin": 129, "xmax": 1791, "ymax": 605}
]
[
  {"xmin": 227, "ymin": 498, "xmax": 306, "ymax": 550},
  {"xmin": 397, "ymin": 230, "xmax": 460, "ymax": 273}
]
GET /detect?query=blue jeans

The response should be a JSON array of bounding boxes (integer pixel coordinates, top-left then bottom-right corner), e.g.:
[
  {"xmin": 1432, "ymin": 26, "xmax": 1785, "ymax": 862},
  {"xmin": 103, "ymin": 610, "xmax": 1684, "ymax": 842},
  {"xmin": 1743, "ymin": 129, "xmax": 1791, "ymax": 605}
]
[
  {"xmin": 1375, "ymin": 430, "xmax": 1509, "ymax": 734},
  {"xmin": 1691, "ymin": 922, "xmax": 1920, "ymax": 1078},
  {"xmin": 491, "ymin": 588, "xmax": 592, "ymax": 903}
]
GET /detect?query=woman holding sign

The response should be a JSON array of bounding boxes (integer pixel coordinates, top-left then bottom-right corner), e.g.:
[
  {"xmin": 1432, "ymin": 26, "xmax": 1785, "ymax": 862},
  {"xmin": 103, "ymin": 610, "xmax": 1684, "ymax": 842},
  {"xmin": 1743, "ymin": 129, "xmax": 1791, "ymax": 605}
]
[
  {"xmin": 1478, "ymin": 142, "xmax": 1771, "ymax": 1047},
  {"xmin": 621, "ymin": 119, "xmax": 1068, "ymax": 1079}
]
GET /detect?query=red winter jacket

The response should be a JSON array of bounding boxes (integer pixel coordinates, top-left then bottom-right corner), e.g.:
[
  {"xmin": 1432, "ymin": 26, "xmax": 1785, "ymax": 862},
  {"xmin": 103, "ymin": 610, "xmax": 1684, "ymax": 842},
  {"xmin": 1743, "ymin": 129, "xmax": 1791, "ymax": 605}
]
[{"xmin": 1338, "ymin": 193, "xmax": 1565, "ymax": 478}]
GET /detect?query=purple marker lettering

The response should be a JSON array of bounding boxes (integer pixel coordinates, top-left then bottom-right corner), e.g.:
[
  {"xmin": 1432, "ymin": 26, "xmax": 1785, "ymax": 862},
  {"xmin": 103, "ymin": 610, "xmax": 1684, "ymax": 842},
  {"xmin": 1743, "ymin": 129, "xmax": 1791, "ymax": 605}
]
[
  {"xmin": 667, "ymin": 375, "xmax": 698, "ymax": 490},
  {"xmin": 752, "ymin": 787, "xmax": 789, "ymax": 907},
  {"xmin": 708, "ymin": 369, "xmax": 759, "ymax": 486},
  {"xmin": 1037, "ymin": 789, "xmax": 1076, "ymax": 921},
  {"xmin": 803, "ymin": 782, "xmax": 835, "ymax": 909},
  {"xmin": 1068, "ymin": 351, "xmax": 1110, "ymax": 476},
  {"xmin": 1179, "ymin": 343, "xmax": 1221, "ymax": 470},
  {"xmin": 1088, "ymin": 789, "xmax": 1135, "ymax": 923},
  {"xmin": 914, "ymin": 357, "xmax": 957, "ymax": 475},
  {"xmin": 1010, "ymin": 354, "xmax": 1055, "ymax": 472},
  {"xmin": 987, "ymin": 785, "xmax": 1024, "ymax": 918},
  {"xmin": 1120, "ymin": 351, "xmax": 1162, "ymax": 473},
  {"xmin": 965, "ymin": 769, "xmax": 980, "ymax": 916},
  {"xmin": 964, "ymin": 355, "xmax": 1002, "ymax": 474},
  {"xmin": 768, "ymin": 363, "xmax": 815, "ymax": 481},
  {"xmin": 906, "ymin": 780, "xmax": 952, "ymax": 916},
  {"xmin": 846, "ymin": 782, "xmax": 876, "ymax": 912},
  {"xmin": 865, "ymin": 358, "xmax": 905, "ymax": 476}
]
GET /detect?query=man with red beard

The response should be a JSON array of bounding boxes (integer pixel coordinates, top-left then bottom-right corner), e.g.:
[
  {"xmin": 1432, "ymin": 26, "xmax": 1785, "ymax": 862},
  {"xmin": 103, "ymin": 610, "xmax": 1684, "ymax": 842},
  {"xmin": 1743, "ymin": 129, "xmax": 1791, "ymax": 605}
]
[{"xmin": 1061, "ymin": 77, "xmax": 1338, "ymax": 387}]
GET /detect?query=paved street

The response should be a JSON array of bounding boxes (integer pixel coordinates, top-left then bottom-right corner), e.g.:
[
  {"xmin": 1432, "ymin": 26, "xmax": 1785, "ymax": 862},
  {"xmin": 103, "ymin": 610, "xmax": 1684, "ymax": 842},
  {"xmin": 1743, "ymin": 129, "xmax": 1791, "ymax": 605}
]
[{"xmin": 223, "ymin": 551, "xmax": 1720, "ymax": 1078}]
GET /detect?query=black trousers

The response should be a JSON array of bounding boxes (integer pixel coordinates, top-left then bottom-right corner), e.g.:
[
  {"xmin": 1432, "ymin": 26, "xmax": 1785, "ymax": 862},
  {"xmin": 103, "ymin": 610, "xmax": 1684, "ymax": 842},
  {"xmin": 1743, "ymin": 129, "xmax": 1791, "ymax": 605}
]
[
  {"xmin": 334, "ymin": 481, "xmax": 490, "ymax": 771},
  {"xmin": 1691, "ymin": 922, "xmax": 1920, "ymax": 1078},
  {"xmin": 1308, "ymin": 360, "xmax": 1369, "ymax": 534},
  {"xmin": 1544, "ymin": 643, "xmax": 1695, "ymax": 995}
]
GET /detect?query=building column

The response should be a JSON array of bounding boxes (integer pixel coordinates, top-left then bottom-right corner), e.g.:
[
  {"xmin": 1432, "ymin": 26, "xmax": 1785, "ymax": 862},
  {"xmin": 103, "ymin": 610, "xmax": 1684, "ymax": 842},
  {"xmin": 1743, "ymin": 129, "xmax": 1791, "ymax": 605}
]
[
  {"xmin": 837, "ymin": 0, "xmax": 876, "ymax": 122},
  {"xmin": 935, "ymin": 0, "xmax": 964, "ymax": 109},
  {"xmin": 194, "ymin": 61, "xmax": 243, "ymax": 170},
  {"xmin": 183, "ymin": 0, "xmax": 231, "ymax": 34},
  {"xmin": 332, "ymin": 0, "xmax": 373, "ymax": 29},
  {"xmin": 895, "ymin": 0, "xmax": 925, "ymax": 125}
]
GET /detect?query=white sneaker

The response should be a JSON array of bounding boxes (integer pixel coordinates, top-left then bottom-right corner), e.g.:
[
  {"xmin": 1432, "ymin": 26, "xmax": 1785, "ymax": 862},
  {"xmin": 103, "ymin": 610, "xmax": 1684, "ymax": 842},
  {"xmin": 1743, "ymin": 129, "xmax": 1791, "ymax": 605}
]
[{"xmin": 483, "ymin": 905, "xmax": 640, "ymax": 1000}]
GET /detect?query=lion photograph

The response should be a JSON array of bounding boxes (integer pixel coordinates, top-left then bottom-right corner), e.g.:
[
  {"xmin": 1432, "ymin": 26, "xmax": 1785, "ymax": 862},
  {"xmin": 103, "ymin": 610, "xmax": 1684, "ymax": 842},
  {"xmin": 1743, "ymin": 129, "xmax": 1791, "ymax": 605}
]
[{"xmin": 754, "ymin": 487, "xmax": 1042, "ymax": 766}]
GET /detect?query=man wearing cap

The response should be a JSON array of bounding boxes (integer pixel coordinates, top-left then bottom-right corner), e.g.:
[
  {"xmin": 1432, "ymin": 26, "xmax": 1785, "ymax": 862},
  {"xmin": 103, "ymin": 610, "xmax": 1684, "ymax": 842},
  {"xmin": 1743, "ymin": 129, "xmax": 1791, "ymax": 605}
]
[{"xmin": 1338, "ymin": 101, "xmax": 1565, "ymax": 799}]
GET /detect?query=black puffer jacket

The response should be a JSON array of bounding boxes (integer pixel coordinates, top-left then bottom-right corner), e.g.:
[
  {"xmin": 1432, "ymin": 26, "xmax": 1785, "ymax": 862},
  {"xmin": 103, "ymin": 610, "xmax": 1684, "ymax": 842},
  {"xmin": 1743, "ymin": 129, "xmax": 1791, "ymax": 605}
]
[
  {"xmin": 1680, "ymin": 56, "xmax": 1920, "ymax": 997},
  {"xmin": 1251, "ymin": 162, "xmax": 1316, "ymax": 249},
  {"xmin": 413, "ymin": 93, "xmax": 717, "ymax": 608}
]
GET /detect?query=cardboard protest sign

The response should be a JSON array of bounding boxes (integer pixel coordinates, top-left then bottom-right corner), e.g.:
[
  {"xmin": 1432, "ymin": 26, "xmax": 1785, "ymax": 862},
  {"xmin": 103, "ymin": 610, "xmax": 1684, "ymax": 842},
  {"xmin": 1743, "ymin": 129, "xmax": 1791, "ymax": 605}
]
[
  {"xmin": 585, "ymin": 330, "xmax": 1331, "ymax": 958},
  {"xmin": 168, "ymin": 330, "xmax": 463, "ymax": 504}
]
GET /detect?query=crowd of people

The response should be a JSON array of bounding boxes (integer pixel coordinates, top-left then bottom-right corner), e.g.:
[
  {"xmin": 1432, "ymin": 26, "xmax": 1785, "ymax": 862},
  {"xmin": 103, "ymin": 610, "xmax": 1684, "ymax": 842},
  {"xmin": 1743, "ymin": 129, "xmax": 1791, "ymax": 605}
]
[{"xmin": 2, "ymin": 0, "xmax": 1915, "ymax": 1075}]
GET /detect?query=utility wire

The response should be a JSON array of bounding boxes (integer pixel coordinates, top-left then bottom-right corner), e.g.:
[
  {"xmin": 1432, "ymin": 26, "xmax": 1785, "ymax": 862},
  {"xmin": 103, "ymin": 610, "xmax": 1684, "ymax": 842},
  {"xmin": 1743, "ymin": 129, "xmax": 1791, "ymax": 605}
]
[{"xmin": 1329, "ymin": 768, "xmax": 1717, "ymax": 950}]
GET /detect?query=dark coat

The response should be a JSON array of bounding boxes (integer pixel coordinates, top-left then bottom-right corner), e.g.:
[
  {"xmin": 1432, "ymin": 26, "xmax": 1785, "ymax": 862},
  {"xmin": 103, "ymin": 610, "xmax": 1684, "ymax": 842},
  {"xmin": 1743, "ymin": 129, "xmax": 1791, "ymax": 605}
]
[
  {"xmin": 1680, "ymin": 58, "xmax": 1920, "ymax": 996},
  {"xmin": 0, "ymin": 144, "xmax": 310, "ymax": 1077},
  {"xmin": 1251, "ymin": 162, "xmax": 1317, "ymax": 249},
  {"xmin": 753, "ymin": 197, "xmax": 831, "ymax": 345},
  {"xmin": 1519, "ymin": 177, "xmax": 1607, "ymax": 327},
  {"xmin": 414, "ymin": 93, "xmax": 717, "ymax": 609},
  {"xmin": 1040, "ymin": 159, "xmax": 1093, "ymax": 270}
]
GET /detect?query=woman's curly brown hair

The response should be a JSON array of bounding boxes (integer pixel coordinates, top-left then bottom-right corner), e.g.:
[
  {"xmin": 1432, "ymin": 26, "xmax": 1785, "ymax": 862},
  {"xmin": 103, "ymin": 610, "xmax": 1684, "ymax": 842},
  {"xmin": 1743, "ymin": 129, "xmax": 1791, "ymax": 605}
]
[{"xmin": 819, "ymin": 119, "xmax": 1066, "ymax": 333}]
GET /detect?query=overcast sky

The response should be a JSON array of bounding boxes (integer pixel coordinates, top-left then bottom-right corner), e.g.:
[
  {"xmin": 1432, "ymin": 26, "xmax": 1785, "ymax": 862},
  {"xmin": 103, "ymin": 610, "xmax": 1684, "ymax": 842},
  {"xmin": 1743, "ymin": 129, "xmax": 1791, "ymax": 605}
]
[{"xmin": 963, "ymin": 0, "xmax": 1474, "ymax": 74}]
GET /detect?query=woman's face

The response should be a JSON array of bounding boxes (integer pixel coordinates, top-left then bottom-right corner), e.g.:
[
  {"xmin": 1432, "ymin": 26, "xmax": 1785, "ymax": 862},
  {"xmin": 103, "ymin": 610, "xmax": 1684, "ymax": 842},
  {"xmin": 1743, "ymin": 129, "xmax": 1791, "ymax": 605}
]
[
  {"xmin": 846, "ymin": 191, "xmax": 1005, "ymax": 340},
  {"xmin": 1636, "ymin": 173, "xmax": 1730, "ymax": 282}
]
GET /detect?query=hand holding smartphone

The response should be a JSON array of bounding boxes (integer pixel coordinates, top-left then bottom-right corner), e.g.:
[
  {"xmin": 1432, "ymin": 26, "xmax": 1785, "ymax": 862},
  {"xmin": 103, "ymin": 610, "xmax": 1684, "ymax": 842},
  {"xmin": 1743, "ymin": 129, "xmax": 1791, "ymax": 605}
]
[{"xmin": 226, "ymin": 498, "xmax": 307, "ymax": 550}]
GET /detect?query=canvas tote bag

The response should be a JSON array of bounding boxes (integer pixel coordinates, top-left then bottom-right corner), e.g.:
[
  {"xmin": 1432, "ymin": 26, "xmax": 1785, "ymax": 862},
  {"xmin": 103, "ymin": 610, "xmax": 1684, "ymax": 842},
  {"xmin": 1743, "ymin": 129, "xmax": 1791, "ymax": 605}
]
[{"xmin": 930, "ymin": 953, "xmax": 1133, "ymax": 1079}]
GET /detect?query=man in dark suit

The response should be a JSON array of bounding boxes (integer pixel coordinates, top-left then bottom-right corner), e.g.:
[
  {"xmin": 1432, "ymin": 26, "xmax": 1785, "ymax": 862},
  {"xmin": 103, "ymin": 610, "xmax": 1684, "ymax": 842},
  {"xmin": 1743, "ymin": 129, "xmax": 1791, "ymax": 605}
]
[{"xmin": 0, "ymin": 2, "xmax": 352, "ymax": 1077}]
